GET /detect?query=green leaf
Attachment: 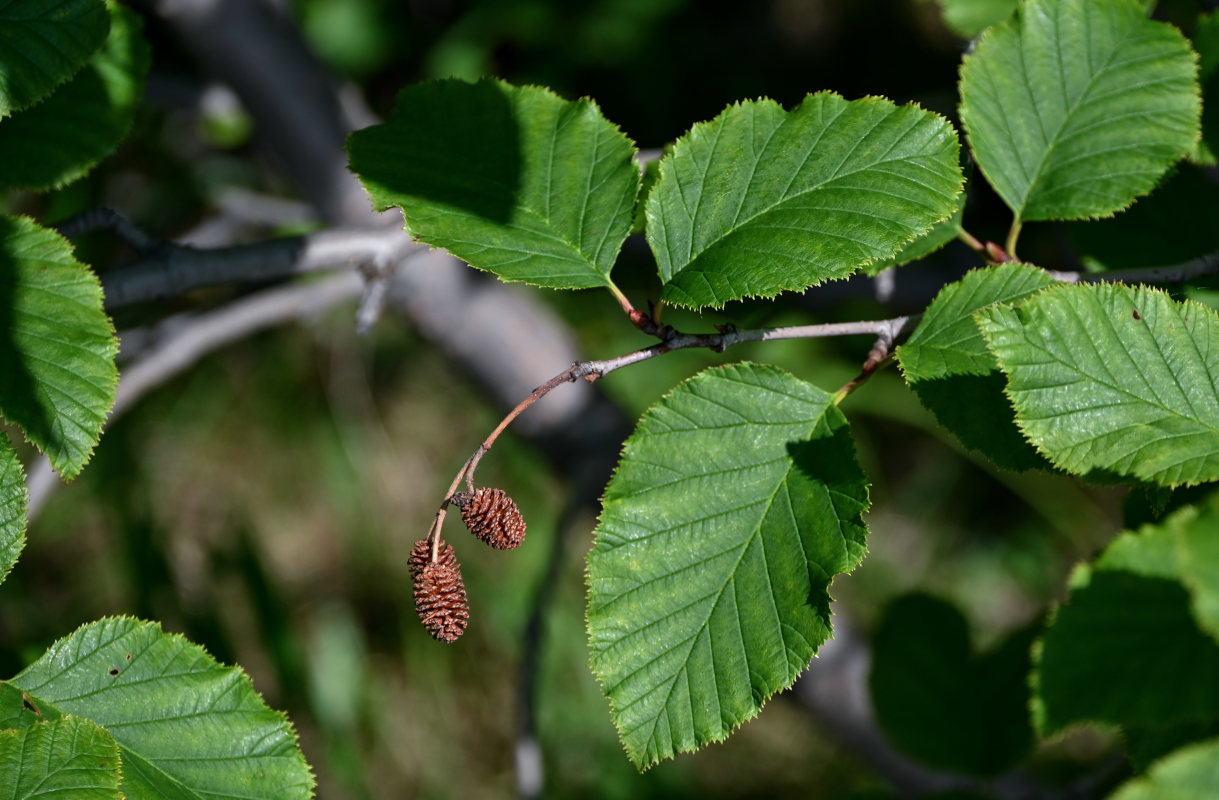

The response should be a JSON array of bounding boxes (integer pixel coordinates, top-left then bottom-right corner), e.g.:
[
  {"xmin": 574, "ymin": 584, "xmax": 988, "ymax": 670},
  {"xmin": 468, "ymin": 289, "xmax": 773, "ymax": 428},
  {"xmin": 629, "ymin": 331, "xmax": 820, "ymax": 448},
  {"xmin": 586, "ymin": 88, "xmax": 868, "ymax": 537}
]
[
  {"xmin": 1069, "ymin": 166, "xmax": 1219, "ymax": 271},
  {"xmin": 347, "ymin": 78, "xmax": 639, "ymax": 291},
  {"xmin": 1110, "ymin": 738, "xmax": 1219, "ymax": 800},
  {"xmin": 1191, "ymin": 11, "xmax": 1219, "ymax": 165},
  {"xmin": 0, "ymin": 439, "xmax": 25, "ymax": 587},
  {"xmin": 631, "ymin": 157, "xmax": 659, "ymax": 235},
  {"xmin": 1170, "ymin": 493, "xmax": 1219, "ymax": 643},
  {"xmin": 586, "ymin": 362, "xmax": 869, "ymax": 769},
  {"xmin": 0, "ymin": 2, "xmax": 150, "ymax": 191},
  {"xmin": 976, "ymin": 283, "xmax": 1219, "ymax": 487},
  {"xmin": 0, "ymin": 216, "xmax": 117, "ymax": 479},
  {"xmin": 928, "ymin": 0, "xmax": 1017, "ymax": 39},
  {"xmin": 896, "ymin": 263, "xmax": 1054, "ymax": 471},
  {"xmin": 10, "ymin": 616, "xmax": 314, "ymax": 799},
  {"xmin": 645, "ymin": 92, "xmax": 963, "ymax": 309},
  {"xmin": 1033, "ymin": 525, "xmax": 1219, "ymax": 734},
  {"xmin": 864, "ymin": 183, "xmax": 965, "ymax": 274},
  {"xmin": 0, "ymin": 0, "xmax": 109, "ymax": 118},
  {"xmin": 959, "ymin": 0, "xmax": 1200, "ymax": 222},
  {"xmin": 0, "ymin": 715, "xmax": 121, "ymax": 800},
  {"xmin": 869, "ymin": 594, "xmax": 1034, "ymax": 776}
]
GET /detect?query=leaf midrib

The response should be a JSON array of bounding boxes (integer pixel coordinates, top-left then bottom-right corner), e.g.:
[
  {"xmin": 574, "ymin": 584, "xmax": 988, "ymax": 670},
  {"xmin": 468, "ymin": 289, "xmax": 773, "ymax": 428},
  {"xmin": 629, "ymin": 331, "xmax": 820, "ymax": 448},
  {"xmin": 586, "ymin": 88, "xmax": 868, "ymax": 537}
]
[
  {"xmin": 671, "ymin": 106, "xmax": 948, "ymax": 278},
  {"xmin": 630, "ymin": 455, "xmax": 814, "ymax": 761},
  {"xmin": 993, "ymin": 304, "xmax": 1219, "ymax": 437},
  {"xmin": 1009, "ymin": 4, "xmax": 1134, "ymax": 218}
]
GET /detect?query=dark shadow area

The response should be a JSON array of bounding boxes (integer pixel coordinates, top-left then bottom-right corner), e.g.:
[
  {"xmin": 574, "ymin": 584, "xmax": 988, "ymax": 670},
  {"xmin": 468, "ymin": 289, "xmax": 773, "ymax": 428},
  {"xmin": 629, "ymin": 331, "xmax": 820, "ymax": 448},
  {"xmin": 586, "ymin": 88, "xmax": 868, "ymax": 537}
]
[
  {"xmin": 911, "ymin": 372, "xmax": 1049, "ymax": 473},
  {"xmin": 1201, "ymin": 65, "xmax": 1219, "ymax": 168},
  {"xmin": 786, "ymin": 416, "xmax": 868, "ymax": 617},
  {"xmin": 1038, "ymin": 570, "xmax": 1219, "ymax": 732},
  {"xmin": 1123, "ymin": 481, "xmax": 1219, "ymax": 527},
  {"xmin": 1069, "ymin": 166, "xmax": 1219, "ymax": 270},
  {"xmin": 0, "ymin": 226, "xmax": 56, "ymax": 450},
  {"xmin": 869, "ymin": 592, "xmax": 1036, "ymax": 777},
  {"xmin": 348, "ymin": 78, "xmax": 520, "ymax": 224}
]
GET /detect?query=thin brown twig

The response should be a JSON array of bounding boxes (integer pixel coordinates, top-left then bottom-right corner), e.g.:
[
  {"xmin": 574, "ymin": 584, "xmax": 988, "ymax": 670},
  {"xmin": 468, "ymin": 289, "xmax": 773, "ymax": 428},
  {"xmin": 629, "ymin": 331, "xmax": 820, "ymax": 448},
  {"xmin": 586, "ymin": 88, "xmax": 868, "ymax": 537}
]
[{"xmin": 429, "ymin": 315, "xmax": 916, "ymax": 541}]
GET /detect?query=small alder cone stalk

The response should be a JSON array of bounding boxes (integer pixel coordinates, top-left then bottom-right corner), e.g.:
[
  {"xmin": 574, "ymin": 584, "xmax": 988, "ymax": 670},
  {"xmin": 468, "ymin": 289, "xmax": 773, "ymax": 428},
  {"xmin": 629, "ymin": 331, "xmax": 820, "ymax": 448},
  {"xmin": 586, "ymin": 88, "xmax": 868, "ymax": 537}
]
[
  {"xmin": 413, "ymin": 560, "xmax": 470, "ymax": 643},
  {"xmin": 451, "ymin": 487, "xmax": 527, "ymax": 550},
  {"xmin": 408, "ymin": 537, "xmax": 457, "ymax": 577}
]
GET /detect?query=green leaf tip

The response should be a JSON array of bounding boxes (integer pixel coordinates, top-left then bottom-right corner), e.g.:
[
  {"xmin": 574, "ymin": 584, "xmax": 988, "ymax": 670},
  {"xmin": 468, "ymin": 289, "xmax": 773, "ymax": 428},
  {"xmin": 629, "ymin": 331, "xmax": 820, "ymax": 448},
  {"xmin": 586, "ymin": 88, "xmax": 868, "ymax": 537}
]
[
  {"xmin": 587, "ymin": 362, "xmax": 869, "ymax": 769},
  {"xmin": 347, "ymin": 77, "xmax": 640, "ymax": 292},
  {"xmin": 646, "ymin": 91, "xmax": 964, "ymax": 310},
  {"xmin": 960, "ymin": 0, "xmax": 1201, "ymax": 223},
  {"xmin": 0, "ymin": 215, "xmax": 118, "ymax": 479},
  {"xmin": 976, "ymin": 282, "xmax": 1219, "ymax": 487},
  {"xmin": 10, "ymin": 615, "xmax": 316, "ymax": 799}
]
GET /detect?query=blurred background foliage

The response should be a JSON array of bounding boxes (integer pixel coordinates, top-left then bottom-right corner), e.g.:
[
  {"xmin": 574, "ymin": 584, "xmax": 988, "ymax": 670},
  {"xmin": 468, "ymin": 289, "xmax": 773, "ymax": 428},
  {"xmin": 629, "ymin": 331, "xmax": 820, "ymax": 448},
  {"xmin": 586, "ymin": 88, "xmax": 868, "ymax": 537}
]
[{"xmin": 1, "ymin": 0, "xmax": 1184, "ymax": 796}]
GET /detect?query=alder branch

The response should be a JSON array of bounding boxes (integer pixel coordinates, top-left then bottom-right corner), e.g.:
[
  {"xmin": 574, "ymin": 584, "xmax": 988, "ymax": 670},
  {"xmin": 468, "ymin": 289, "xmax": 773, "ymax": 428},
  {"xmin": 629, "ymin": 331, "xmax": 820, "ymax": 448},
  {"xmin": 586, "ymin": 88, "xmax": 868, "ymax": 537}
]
[
  {"xmin": 86, "ymin": 222, "xmax": 417, "ymax": 310},
  {"xmin": 422, "ymin": 315, "xmax": 914, "ymax": 557},
  {"xmin": 1044, "ymin": 252, "xmax": 1219, "ymax": 286}
]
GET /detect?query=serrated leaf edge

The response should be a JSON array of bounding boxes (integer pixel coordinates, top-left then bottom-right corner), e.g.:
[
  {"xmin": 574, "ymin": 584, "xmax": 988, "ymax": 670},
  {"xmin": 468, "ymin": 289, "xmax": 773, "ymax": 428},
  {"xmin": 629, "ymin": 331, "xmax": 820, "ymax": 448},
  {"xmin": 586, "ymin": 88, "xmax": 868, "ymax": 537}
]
[
  {"xmin": 0, "ymin": 215, "xmax": 118, "ymax": 480},
  {"xmin": 14, "ymin": 614, "xmax": 317, "ymax": 798},
  {"xmin": 0, "ymin": 713, "xmax": 124, "ymax": 794},
  {"xmin": 347, "ymin": 77, "xmax": 641, "ymax": 294},
  {"xmin": 958, "ymin": 0, "xmax": 1202, "ymax": 223},
  {"xmin": 0, "ymin": 0, "xmax": 111, "ymax": 121},
  {"xmin": 585, "ymin": 361, "xmax": 861, "ymax": 770},
  {"xmin": 975, "ymin": 282, "xmax": 1219, "ymax": 488},
  {"xmin": 648, "ymin": 91, "xmax": 965, "ymax": 310},
  {"xmin": 3, "ymin": 2, "xmax": 151, "ymax": 192}
]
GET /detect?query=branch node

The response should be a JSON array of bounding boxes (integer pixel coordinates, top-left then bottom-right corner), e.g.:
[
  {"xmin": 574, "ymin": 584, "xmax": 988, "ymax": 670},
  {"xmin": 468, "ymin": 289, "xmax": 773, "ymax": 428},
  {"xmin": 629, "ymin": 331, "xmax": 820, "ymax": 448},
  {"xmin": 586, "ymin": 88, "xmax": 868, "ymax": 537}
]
[{"xmin": 985, "ymin": 240, "xmax": 1011, "ymax": 263}]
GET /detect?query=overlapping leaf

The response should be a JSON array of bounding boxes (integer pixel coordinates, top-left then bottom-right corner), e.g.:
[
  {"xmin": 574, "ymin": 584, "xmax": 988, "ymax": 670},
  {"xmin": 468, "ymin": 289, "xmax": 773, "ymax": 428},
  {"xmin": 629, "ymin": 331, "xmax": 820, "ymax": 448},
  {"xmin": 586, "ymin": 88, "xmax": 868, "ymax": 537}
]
[
  {"xmin": 587, "ymin": 363, "xmax": 869, "ymax": 769},
  {"xmin": 347, "ymin": 78, "xmax": 639, "ymax": 291},
  {"xmin": 645, "ymin": 92, "xmax": 963, "ymax": 309},
  {"xmin": 959, "ymin": 0, "xmax": 1200, "ymax": 222},
  {"xmin": 1191, "ymin": 11, "xmax": 1219, "ymax": 165},
  {"xmin": 977, "ymin": 283, "xmax": 1219, "ymax": 487},
  {"xmin": 1169, "ymin": 494, "xmax": 1219, "ymax": 643},
  {"xmin": 0, "ymin": 0, "xmax": 109, "ymax": 118},
  {"xmin": 0, "ymin": 440, "xmax": 25, "ymax": 587},
  {"xmin": 1034, "ymin": 524, "xmax": 1219, "ymax": 734},
  {"xmin": 1110, "ymin": 738, "xmax": 1219, "ymax": 800},
  {"xmin": 896, "ymin": 263, "xmax": 1054, "ymax": 470},
  {"xmin": 928, "ymin": 0, "xmax": 1016, "ymax": 39},
  {"xmin": 0, "ymin": 2, "xmax": 150, "ymax": 191},
  {"xmin": 0, "ymin": 216, "xmax": 117, "ymax": 479},
  {"xmin": 10, "ymin": 616, "xmax": 314, "ymax": 799},
  {"xmin": 869, "ymin": 593, "xmax": 1034, "ymax": 776},
  {"xmin": 0, "ymin": 714, "xmax": 121, "ymax": 800}
]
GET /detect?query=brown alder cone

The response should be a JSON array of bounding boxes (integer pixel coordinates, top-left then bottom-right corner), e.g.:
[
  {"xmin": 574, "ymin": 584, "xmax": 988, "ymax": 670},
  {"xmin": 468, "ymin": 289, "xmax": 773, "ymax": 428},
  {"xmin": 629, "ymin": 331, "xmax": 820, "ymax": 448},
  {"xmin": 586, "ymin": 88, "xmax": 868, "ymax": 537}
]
[
  {"xmin": 408, "ymin": 537, "xmax": 457, "ymax": 577},
  {"xmin": 451, "ymin": 487, "xmax": 526, "ymax": 550},
  {"xmin": 413, "ymin": 561, "xmax": 470, "ymax": 642}
]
